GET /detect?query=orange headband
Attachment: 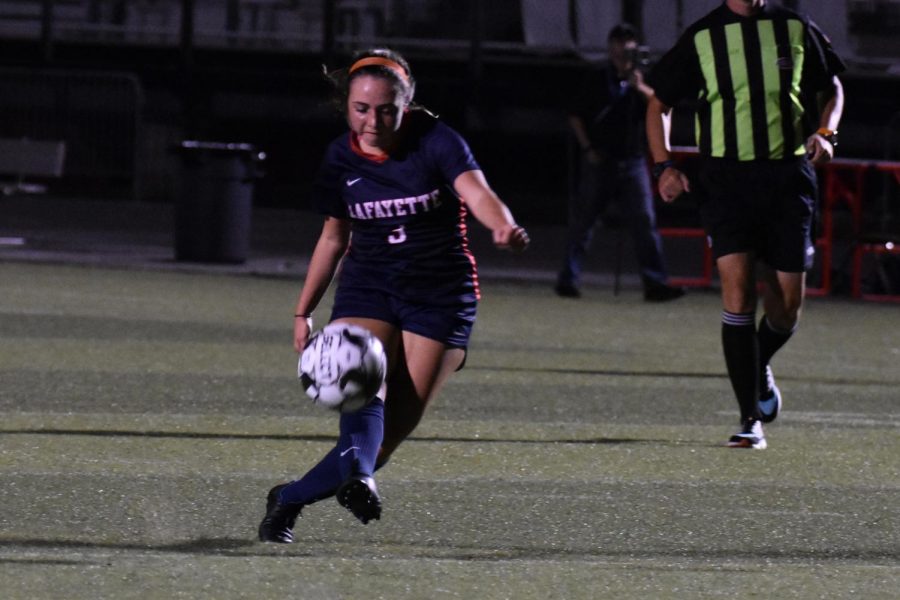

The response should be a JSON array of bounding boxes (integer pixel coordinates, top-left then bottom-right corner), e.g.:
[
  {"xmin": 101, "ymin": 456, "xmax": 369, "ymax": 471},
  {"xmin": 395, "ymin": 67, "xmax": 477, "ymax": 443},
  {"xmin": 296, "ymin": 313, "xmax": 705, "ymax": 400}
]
[{"xmin": 348, "ymin": 56, "xmax": 410, "ymax": 84}]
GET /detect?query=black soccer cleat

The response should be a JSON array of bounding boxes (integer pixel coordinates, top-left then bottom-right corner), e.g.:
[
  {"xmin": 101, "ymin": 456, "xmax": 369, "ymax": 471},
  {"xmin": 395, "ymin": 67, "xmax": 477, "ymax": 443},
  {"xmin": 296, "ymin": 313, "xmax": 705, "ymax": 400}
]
[
  {"xmin": 258, "ymin": 483, "xmax": 302, "ymax": 543},
  {"xmin": 336, "ymin": 475, "xmax": 382, "ymax": 524}
]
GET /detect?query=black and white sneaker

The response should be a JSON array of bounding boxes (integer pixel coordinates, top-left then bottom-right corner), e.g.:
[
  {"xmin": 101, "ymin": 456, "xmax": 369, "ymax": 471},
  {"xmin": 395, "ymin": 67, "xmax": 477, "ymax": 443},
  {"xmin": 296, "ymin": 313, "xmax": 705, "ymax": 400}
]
[
  {"xmin": 758, "ymin": 365, "xmax": 782, "ymax": 424},
  {"xmin": 727, "ymin": 419, "xmax": 767, "ymax": 450},
  {"xmin": 258, "ymin": 484, "xmax": 302, "ymax": 543},
  {"xmin": 336, "ymin": 476, "xmax": 382, "ymax": 524}
]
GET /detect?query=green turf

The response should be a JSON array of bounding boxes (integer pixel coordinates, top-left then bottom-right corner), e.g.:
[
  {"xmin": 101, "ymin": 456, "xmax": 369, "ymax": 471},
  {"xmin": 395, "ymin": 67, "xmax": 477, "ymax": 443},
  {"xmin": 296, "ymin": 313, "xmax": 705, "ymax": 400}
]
[{"xmin": 0, "ymin": 262, "xmax": 898, "ymax": 599}]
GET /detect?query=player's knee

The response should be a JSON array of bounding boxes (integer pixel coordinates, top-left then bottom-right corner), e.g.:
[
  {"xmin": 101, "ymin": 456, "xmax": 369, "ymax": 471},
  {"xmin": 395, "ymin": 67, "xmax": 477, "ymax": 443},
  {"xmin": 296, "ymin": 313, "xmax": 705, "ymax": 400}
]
[
  {"xmin": 722, "ymin": 289, "xmax": 757, "ymax": 314},
  {"xmin": 784, "ymin": 290, "xmax": 804, "ymax": 316},
  {"xmin": 768, "ymin": 301, "xmax": 802, "ymax": 331}
]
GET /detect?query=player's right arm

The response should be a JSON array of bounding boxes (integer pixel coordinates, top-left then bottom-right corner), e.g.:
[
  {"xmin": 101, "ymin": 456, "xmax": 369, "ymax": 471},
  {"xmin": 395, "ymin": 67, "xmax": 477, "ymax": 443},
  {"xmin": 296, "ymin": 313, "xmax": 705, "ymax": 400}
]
[
  {"xmin": 293, "ymin": 216, "xmax": 351, "ymax": 352},
  {"xmin": 646, "ymin": 95, "xmax": 690, "ymax": 203}
]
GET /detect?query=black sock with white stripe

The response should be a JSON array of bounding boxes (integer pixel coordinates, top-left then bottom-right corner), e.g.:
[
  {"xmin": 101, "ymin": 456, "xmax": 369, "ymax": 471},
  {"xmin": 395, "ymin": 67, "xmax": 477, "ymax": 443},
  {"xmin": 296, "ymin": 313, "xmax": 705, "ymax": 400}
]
[{"xmin": 722, "ymin": 311, "xmax": 760, "ymax": 422}]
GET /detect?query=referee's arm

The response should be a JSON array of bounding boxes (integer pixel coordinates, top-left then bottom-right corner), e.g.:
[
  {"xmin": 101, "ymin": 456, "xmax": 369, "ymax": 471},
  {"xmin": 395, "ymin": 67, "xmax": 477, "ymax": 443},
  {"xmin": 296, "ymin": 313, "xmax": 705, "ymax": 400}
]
[
  {"xmin": 646, "ymin": 95, "xmax": 690, "ymax": 203},
  {"xmin": 805, "ymin": 75, "xmax": 845, "ymax": 165}
]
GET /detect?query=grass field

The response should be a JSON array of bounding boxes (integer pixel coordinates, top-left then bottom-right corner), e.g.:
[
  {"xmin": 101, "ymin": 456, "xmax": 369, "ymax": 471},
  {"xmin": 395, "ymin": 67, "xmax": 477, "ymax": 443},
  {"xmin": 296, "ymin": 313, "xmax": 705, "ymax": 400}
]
[{"xmin": 1, "ymin": 262, "xmax": 898, "ymax": 599}]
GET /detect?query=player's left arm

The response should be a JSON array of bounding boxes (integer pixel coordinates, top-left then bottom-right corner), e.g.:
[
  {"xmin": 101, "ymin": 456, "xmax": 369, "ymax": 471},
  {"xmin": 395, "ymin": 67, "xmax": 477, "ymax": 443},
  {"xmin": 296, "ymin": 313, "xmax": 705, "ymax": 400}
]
[
  {"xmin": 453, "ymin": 169, "xmax": 529, "ymax": 252},
  {"xmin": 803, "ymin": 19, "xmax": 846, "ymax": 165},
  {"xmin": 805, "ymin": 75, "xmax": 844, "ymax": 165}
]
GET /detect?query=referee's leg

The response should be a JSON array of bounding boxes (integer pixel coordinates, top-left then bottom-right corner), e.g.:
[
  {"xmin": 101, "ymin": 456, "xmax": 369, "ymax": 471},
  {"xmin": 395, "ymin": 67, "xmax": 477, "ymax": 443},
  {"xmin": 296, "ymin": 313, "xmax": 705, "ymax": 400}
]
[
  {"xmin": 718, "ymin": 253, "xmax": 763, "ymax": 424},
  {"xmin": 758, "ymin": 265, "xmax": 805, "ymax": 331},
  {"xmin": 755, "ymin": 266, "xmax": 804, "ymax": 415}
]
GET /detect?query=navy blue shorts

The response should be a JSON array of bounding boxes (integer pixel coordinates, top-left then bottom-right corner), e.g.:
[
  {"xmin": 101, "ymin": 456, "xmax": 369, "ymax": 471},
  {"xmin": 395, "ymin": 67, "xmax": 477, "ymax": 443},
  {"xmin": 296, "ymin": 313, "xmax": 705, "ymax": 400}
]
[
  {"xmin": 695, "ymin": 157, "xmax": 817, "ymax": 272},
  {"xmin": 330, "ymin": 285, "xmax": 477, "ymax": 349}
]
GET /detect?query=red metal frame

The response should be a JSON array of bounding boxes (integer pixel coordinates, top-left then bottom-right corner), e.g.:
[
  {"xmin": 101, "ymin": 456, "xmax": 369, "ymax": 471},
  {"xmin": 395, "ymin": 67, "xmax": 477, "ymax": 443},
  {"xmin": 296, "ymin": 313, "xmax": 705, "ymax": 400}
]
[
  {"xmin": 652, "ymin": 150, "xmax": 900, "ymax": 299},
  {"xmin": 851, "ymin": 162, "xmax": 900, "ymax": 301},
  {"xmin": 656, "ymin": 148, "xmax": 715, "ymax": 288},
  {"xmin": 811, "ymin": 159, "xmax": 900, "ymax": 302},
  {"xmin": 807, "ymin": 160, "xmax": 867, "ymax": 296},
  {"xmin": 658, "ymin": 227, "xmax": 714, "ymax": 287}
]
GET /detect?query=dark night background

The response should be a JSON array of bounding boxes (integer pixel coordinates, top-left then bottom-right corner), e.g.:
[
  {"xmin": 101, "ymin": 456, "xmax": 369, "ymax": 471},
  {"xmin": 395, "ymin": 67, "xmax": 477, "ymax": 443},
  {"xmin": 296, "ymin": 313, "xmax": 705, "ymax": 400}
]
[{"xmin": 1, "ymin": 1, "xmax": 898, "ymax": 227}]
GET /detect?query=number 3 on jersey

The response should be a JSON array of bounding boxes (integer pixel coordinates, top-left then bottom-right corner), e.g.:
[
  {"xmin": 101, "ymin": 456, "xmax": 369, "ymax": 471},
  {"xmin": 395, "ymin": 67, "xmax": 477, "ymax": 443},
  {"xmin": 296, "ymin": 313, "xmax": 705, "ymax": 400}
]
[{"xmin": 388, "ymin": 225, "xmax": 407, "ymax": 244}]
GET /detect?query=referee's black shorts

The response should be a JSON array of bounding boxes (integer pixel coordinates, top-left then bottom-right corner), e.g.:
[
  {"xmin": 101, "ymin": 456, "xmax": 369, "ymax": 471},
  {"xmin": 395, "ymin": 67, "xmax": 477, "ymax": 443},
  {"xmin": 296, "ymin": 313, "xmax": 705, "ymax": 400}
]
[{"xmin": 695, "ymin": 156, "xmax": 817, "ymax": 273}]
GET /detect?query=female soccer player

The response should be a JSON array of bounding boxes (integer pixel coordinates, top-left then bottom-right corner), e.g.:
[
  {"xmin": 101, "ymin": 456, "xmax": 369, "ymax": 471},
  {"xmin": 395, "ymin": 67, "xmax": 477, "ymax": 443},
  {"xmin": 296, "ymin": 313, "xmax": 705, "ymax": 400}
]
[{"xmin": 259, "ymin": 48, "xmax": 530, "ymax": 542}]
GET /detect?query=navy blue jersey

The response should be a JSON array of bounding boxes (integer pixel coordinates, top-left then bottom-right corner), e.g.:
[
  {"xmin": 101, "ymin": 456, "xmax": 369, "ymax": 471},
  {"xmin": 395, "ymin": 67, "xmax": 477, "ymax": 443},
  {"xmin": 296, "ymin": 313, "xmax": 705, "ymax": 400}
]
[{"xmin": 311, "ymin": 112, "xmax": 481, "ymax": 304}]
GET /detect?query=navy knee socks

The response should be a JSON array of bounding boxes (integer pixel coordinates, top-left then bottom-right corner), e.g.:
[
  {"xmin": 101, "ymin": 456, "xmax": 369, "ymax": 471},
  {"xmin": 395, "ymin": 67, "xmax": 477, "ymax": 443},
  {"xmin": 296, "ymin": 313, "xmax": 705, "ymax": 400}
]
[
  {"xmin": 277, "ymin": 397, "xmax": 385, "ymax": 506},
  {"xmin": 336, "ymin": 397, "xmax": 385, "ymax": 480}
]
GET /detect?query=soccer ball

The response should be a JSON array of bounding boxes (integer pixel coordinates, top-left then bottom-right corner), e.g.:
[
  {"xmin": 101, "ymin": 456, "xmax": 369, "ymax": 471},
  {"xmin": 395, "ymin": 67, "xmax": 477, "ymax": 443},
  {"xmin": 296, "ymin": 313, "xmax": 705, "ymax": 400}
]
[{"xmin": 298, "ymin": 323, "xmax": 387, "ymax": 412}]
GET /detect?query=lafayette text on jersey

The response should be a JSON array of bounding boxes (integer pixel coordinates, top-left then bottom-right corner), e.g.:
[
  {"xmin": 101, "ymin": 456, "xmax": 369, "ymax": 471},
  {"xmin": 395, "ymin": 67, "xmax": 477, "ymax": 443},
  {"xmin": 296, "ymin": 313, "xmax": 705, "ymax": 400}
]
[
  {"xmin": 649, "ymin": 3, "xmax": 845, "ymax": 161},
  {"xmin": 312, "ymin": 111, "xmax": 481, "ymax": 304}
]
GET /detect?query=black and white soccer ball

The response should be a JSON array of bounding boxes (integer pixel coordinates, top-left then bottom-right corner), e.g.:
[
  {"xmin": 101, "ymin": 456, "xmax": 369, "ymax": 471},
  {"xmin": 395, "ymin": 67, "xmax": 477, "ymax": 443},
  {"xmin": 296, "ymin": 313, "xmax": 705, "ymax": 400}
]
[{"xmin": 298, "ymin": 323, "xmax": 387, "ymax": 412}]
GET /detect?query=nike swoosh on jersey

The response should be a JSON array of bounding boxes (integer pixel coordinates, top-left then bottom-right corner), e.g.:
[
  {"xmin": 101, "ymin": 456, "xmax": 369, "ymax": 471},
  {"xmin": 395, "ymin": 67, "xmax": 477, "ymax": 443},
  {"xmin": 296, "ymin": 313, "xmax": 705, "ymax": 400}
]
[{"xmin": 346, "ymin": 177, "xmax": 362, "ymax": 186}]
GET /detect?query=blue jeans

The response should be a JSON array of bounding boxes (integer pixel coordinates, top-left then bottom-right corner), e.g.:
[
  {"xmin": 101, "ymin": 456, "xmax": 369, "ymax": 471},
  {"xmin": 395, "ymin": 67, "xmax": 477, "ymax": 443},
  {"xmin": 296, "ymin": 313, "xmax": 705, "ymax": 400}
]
[{"xmin": 558, "ymin": 156, "xmax": 669, "ymax": 289}]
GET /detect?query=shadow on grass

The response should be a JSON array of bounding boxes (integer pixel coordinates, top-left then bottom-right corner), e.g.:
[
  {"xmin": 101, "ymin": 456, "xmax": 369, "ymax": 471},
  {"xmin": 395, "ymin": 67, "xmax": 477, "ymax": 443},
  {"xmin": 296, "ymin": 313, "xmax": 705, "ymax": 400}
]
[
  {"xmin": 469, "ymin": 365, "xmax": 899, "ymax": 388},
  {"xmin": 2, "ymin": 428, "xmax": 704, "ymax": 447},
  {"xmin": 1, "ymin": 536, "xmax": 895, "ymax": 563},
  {"xmin": 0, "ymin": 557, "xmax": 88, "ymax": 566},
  {"xmin": 469, "ymin": 365, "xmax": 726, "ymax": 379},
  {"xmin": 0, "ymin": 537, "xmax": 257, "ymax": 558}
]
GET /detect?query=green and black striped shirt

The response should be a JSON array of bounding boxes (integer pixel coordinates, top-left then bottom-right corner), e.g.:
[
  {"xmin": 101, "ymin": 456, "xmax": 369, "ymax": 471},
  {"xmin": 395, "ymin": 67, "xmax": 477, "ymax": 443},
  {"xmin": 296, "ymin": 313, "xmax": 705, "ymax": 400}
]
[{"xmin": 649, "ymin": 3, "xmax": 844, "ymax": 161}]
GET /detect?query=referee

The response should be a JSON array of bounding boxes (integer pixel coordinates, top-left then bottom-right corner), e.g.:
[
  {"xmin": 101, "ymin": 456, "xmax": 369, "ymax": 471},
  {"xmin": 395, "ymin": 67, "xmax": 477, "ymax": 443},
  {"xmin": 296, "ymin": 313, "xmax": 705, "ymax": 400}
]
[{"xmin": 646, "ymin": 0, "xmax": 845, "ymax": 449}]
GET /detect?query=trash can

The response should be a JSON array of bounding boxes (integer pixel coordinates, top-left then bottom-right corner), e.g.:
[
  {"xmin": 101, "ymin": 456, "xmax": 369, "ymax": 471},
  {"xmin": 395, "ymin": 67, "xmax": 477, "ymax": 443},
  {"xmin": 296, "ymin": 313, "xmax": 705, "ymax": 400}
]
[{"xmin": 174, "ymin": 141, "xmax": 265, "ymax": 263}]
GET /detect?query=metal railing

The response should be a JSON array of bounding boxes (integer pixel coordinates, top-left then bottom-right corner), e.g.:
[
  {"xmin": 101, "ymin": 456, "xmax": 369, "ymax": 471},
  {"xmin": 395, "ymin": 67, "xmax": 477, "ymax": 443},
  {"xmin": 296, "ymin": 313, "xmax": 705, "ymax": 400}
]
[
  {"xmin": 0, "ymin": 67, "xmax": 144, "ymax": 198},
  {"xmin": 0, "ymin": 1, "xmax": 549, "ymax": 56},
  {"xmin": 2, "ymin": 1, "xmax": 898, "ymax": 66}
]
